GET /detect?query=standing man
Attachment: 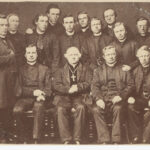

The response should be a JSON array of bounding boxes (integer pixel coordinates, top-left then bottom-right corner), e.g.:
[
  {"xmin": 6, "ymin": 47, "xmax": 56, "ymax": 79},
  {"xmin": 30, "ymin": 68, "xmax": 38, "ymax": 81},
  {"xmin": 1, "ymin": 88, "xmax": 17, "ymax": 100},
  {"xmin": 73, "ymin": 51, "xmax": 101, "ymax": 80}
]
[
  {"xmin": 0, "ymin": 14, "xmax": 16, "ymax": 143},
  {"xmin": 127, "ymin": 46, "xmax": 150, "ymax": 144},
  {"xmin": 13, "ymin": 44, "xmax": 52, "ymax": 143},
  {"xmin": 26, "ymin": 13, "xmax": 60, "ymax": 75},
  {"xmin": 46, "ymin": 4, "xmax": 64, "ymax": 36},
  {"xmin": 59, "ymin": 14, "xmax": 82, "ymax": 67},
  {"xmin": 135, "ymin": 17, "xmax": 150, "ymax": 48},
  {"xmin": 53, "ymin": 47, "xmax": 92, "ymax": 144},
  {"xmin": 77, "ymin": 11, "xmax": 92, "ymax": 40},
  {"xmin": 91, "ymin": 45, "xmax": 134, "ymax": 144},
  {"xmin": 111, "ymin": 22, "xmax": 138, "ymax": 72},
  {"xmin": 82, "ymin": 18, "xmax": 112, "ymax": 71},
  {"xmin": 7, "ymin": 13, "xmax": 26, "ymax": 68}
]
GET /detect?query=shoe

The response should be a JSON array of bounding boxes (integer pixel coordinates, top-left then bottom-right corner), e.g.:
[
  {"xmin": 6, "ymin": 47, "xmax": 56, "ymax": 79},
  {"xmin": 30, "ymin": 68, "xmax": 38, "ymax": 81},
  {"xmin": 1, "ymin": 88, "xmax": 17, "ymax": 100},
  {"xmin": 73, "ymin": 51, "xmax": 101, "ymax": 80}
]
[
  {"xmin": 75, "ymin": 141, "xmax": 80, "ymax": 145},
  {"xmin": 64, "ymin": 141, "xmax": 70, "ymax": 144},
  {"xmin": 132, "ymin": 137, "xmax": 139, "ymax": 144},
  {"xmin": 142, "ymin": 139, "xmax": 147, "ymax": 144}
]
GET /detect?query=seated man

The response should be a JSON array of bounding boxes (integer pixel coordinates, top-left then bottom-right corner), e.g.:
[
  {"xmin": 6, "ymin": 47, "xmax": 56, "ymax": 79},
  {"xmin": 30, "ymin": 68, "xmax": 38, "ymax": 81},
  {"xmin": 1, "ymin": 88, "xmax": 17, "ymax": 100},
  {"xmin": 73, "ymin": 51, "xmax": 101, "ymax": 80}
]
[
  {"xmin": 53, "ymin": 47, "xmax": 92, "ymax": 144},
  {"xmin": 91, "ymin": 45, "xmax": 134, "ymax": 144},
  {"xmin": 127, "ymin": 45, "xmax": 150, "ymax": 144},
  {"xmin": 13, "ymin": 44, "xmax": 52, "ymax": 143}
]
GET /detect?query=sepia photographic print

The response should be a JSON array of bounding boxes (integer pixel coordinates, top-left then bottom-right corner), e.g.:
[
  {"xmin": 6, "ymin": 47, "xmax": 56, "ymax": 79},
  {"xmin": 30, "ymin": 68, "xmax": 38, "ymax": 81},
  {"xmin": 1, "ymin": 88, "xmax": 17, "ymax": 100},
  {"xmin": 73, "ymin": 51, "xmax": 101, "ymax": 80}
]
[{"xmin": 0, "ymin": 0, "xmax": 150, "ymax": 149}]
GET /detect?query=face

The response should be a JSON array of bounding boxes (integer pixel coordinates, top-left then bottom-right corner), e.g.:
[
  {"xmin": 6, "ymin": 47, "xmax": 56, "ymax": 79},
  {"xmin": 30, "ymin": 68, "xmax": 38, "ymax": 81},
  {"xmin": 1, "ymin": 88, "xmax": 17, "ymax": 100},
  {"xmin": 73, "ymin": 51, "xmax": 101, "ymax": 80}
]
[
  {"xmin": 8, "ymin": 15, "xmax": 19, "ymax": 32},
  {"xmin": 35, "ymin": 16, "xmax": 48, "ymax": 32},
  {"xmin": 25, "ymin": 46, "xmax": 38, "ymax": 63},
  {"xmin": 103, "ymin": 48, "xmax": 117, "ymax": 65},
  {"xmin": 78, "ymin": 13, "xmax": 89, "ymax": 28},
  {"xmin": 137, "ymin": 20, "xmax": 148, "ymax": 36},
  {"xmin": 0, "ymin": 18, "xmax": 8, "ymax": 38},
  {"xmin": 104, "ymin": 9, "xmax": 116, "ymax": 25},
  {"xmin": 47, "ymin": 8, "xmax": 60, "ymax": 25},
  {"xmin": 66, "ymin": 49, "xmax": 80, "ymax": 65},
  {"xmin": 114, "ymin": 24, "xmax": 127, "ymax": 41},
  {"xmin": 137, "ymin": 50, "xmax": 150, "ymax": 67},
  {"xmin": 63, "ymin": 17, "xmax": 75, "ymax": 33},
  {"xmin": 91, "ymin": 19, "xmax": 101, "ymax": 34}
]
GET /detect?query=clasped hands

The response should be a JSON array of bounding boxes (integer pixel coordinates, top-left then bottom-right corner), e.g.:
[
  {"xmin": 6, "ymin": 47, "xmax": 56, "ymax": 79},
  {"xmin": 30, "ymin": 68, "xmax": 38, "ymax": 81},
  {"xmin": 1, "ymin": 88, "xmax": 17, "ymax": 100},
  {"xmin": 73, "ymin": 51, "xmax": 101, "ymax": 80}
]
[
  {"xmin": 96, "ymin": 96, "xmax": 122, "ymax": 109},
  {"xmin": 68, "ymin": 84, "xmax": 78, "ymax": 94},
  {"xmin": 33, "ymin": 89, "xmax": 46, "ymax": 102}
]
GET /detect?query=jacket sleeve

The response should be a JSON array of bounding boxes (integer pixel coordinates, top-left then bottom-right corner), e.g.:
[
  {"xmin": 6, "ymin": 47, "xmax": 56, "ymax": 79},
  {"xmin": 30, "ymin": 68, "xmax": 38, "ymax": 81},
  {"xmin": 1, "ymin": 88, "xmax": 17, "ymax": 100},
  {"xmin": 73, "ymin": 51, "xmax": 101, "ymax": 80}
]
[
  {"xmin": 77, "ymin": 67, "xmax": 93, "ymax": 93},
  {"xmin": 51, "ymin": 35, "xmax": 60, "ymax": 75},
  {"xmin": 91, "ymin": 68, "xmax": 104, "ymax": 101},
  {"xmin": 119, "ymin": 71, "xmax": 134, "ymax": 100},
  {"xmin": 53, "ymin": 68, "xmax": 70, "ymax": 94},
  {"xmin": 0, "ymin": 54, "xmax": 15, "ymax": 65}
]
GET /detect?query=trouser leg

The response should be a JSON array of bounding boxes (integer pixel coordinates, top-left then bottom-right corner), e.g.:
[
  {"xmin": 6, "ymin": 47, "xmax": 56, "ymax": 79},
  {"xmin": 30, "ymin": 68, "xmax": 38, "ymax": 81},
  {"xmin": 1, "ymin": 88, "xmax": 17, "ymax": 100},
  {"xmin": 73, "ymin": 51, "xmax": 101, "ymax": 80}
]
[
  {"xmin": 73, "ymin": 103, "xmax": 85, "ymax": 142},
  {"xmin": 57, "ymin": 106, "xmax": 72, "ymax": 142},
  {"xmin": 112, "ymin": 104, "xmax": 122, "ymax": 143},
  {"xmin": 33, "ymin": 101, "xmax": 45, "ymax": 140}
]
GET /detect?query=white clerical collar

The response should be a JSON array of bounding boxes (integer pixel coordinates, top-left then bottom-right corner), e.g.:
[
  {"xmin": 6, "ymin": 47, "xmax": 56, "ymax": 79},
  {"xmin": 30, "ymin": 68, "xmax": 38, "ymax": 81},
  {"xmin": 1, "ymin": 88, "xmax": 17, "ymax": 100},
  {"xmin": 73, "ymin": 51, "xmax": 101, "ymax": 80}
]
[
  {"xmin": 27, "ymin": 61, "xmax": 36, "ymax": 66},
  {"xmin": 9, "ymin": 30, "xmax": 17, "ymax": 34},
  {"xmin": 66, "ymin": 31, "xmax": 75, "ymax": 36},
  {"xmin": 36, "ymin": 28, "xmax": 45, "ymax": 35},
  {"xmin": 106, "ymin": 62, "xmax": 117, "ymax": 67},
  {"xmin": 142, "ymin": 64, "xmax": 150, "ymax": 68},
  {"xmin": 81, "ymin": 26, "xmax": 89, "ymax": 32},
  {"xmin": 108, "ymin": 25, "xmax": 113, "ymax": 29},
  {"xmin": 93, "ymin": 32, "xmax": 102, "ymax": 37},
  {"xmin": 0, "ymin": 35, "xmax": 6, "ymax": 39}
]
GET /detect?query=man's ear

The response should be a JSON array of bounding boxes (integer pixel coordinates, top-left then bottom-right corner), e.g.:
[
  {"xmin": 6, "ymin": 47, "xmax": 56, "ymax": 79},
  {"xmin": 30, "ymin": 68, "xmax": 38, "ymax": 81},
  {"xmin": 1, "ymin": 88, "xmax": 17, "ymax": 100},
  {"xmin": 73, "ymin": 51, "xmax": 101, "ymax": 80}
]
[{"xmin": 64, "ymin": 53, "xmax": 67, "ymax": 59}]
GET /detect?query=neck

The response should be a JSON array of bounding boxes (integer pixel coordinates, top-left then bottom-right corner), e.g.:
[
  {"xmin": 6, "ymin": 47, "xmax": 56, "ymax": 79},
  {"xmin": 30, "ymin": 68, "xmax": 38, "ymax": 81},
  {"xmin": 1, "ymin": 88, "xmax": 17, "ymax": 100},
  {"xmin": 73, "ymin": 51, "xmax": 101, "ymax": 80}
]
[
  {"xmin": 142, "ymin": 64, "xmax": 150, "ymax": 68},
  {"xmin": 139, "ymin": 33, "xmax": 146, "ymax": 37},
  {"xmin": 66, "ymin": 30, "xmax": 75, "ymax": 36},
  {"xmin": 36, "ymin": 28, "xmax": 45, "ymax": 35},
  {"xmin": 106, "ymin": 61, "xmax": 116, "ymax": 67},
  {"xmin": 108, "ymin": 25, "xmax": 113, "ymax": 29},
  {"xmin": 9, "ymin": 30, "xmax": 17, "ymax": 34},
  {"xmin": 49, "ymin": 20, "xmax": 56, "ymax": 26},
  {"xmin": 93, "ymin": 32, "xmax": 102, "ymax": 36},
  {"xmin": 70, "ymin": 63, "xmax": 78, "ymax": 68},
  {"xmin": 27, "ymin": 61, "xmax": 36, "ymax": 66},
  {"xmin": 81, "ymin": 26, "xmax": 89, "ymax": 32}
]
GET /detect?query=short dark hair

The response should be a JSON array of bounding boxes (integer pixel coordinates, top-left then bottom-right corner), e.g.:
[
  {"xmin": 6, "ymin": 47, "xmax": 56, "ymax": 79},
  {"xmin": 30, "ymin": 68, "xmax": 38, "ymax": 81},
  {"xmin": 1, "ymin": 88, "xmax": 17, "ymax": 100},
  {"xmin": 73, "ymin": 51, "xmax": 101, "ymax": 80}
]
[
  {"xmin": 136, "ymin": 16, "xmax": 149, "ymax": 26},
  {"xmin": 62, "ymin": 14, "xmax": 75, "ymax": 23},
  {"xmin": 103, "ymin": 8, "xmax": 117, "ymax": 18},
  {"xmin": 0, "ymin": 14, "xmax": 6, "ymax": 20},
  {"xmin": 46, "ymin": 3, "xmax": 61, "ymax": 14},
  {"xmin": 7, "ymin": 13, "xmax": 19, "ymax": 20},
  {"xmin": 32, "ymin": 13, "xmax": 48, "ymax": 26},
  {"xmin": 77, "ymin": 11, "xmax": 90, "ymax": 22}
]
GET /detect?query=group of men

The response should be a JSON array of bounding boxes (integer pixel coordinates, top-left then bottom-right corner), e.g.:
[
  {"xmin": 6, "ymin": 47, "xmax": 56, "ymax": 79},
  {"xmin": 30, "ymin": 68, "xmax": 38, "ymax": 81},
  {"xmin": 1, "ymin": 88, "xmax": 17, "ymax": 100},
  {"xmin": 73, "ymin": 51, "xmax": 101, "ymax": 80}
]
[{"xmin": 0, "ymin": 3, "xmax": 150, "ymax": 145}]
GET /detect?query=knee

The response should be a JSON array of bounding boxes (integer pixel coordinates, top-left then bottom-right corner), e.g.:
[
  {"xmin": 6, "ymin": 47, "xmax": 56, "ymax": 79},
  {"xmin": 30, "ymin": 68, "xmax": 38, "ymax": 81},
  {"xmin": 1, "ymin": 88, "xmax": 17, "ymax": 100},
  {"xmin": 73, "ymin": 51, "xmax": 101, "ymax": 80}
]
[
  {"xmin": 13, "ymin": 106, "xmax": 24, "ymax": 115},
  {"xmin": 113, "ymin": 104, "xmax": 122, "ymax": 113},
  {"xmin": 128, "ymin": 104, "xmax": 135, "ymax": 112},
  {"xmin": 76, "ymin": 104, "xmax": 85, "ymax": 111},
  {"xmin": 57, "ymin": 106, "xmax": 66, "ymax": 114},
  {"xmin": 92, "ymin": 106, "xmax": 101, "ymax": 114}
]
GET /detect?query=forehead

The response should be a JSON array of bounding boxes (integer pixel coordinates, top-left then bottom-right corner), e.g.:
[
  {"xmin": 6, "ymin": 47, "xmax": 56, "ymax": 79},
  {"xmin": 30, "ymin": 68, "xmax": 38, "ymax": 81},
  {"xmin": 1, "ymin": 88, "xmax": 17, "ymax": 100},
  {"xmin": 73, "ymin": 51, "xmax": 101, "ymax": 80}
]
[
  {"xmin": 49, "ymin": 8, "xmax": 60, "ymax": 14},
  {"xmin": 104, "ymin": 9, "xmax": 115, "ymax": 16},
  {"xmin": 8, "ymin": 15, "xmax": 19, "ymax": 20},
  {"xmin": 104, "ymin": 48, "xmax": 116, "ymax": 54},
  {"xmin": 0, "ymin": 18, "xmax": 8, "ymax": 24},
  {"xmin": 138, "ymin": 50, "xmax": 150, "ymax": 56},
  {"xmin": 64, "ymin": 17, "xmax": 74, "ymax": 22},
  {"xmin": 91, "ymin": 19, "xmax": 101, "ymax": 24},
  {"xmin": 137, "ymin": 20, "xmax": 148, "ymax": 25},
  {"xmin": 67, "ymin": 49, "xmax": 79, "ymax": 55},
  {"xmin": 38, "ymin": 16, "xmax": 48, "ymax": 21},
  {"xmin": 114, "ymin": 24, "xmax": 125, "ymax": 31},
  {"xmin": 78, "ymin": 13, "xmax": 88, "ymax": 19},
  {"xmin": 26, "ymin": 46, "xmax": 37, "ymax": 52}
]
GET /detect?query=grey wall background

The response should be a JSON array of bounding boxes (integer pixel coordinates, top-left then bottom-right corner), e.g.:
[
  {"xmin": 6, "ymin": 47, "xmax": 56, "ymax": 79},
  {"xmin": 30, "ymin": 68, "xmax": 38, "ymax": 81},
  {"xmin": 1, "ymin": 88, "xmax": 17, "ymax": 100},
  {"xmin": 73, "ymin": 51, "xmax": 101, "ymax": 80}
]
[{"xmin": 0, "ymin": 2, "xmax": 150, "ymax": 34}]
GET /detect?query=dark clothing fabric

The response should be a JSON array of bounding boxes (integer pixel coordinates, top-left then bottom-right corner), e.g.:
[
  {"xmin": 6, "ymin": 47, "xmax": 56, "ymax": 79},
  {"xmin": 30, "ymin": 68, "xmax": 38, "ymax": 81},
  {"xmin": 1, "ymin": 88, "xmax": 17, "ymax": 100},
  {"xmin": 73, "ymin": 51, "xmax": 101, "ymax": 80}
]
[
  {"xmin": 134, "ymin": 33, "xmax": 150, "ymax": 48},
  {"xmin": 47, "ymin": 22, "xmax": 64, "ymax": 36},
  {"xmin": 111, "ymin": 39, "xmax": 139, "ymax": 70},
  {"xmin": 127, "ymin": 65, "xmax": 150, "ymax": 142},
  {"xmin": 0, "ymin": 37, "xmax": 17, "ymax": 108},
  {"xmin": 81, "ymin": 33, "xmax": 113, "ymax": 71},
  {"xmin": 58, "ymin": 32, "xmax": 82, "ymax": 67},
  {"xmin": 14, "ymin": 63, "xmax": 52, "ymax": 140},
  {"xmin": 7, "ymin": 31, "xmax": 26, "ymax": 68},
  {"xmin": 53, "ymin": 63, "xmax": 92, "ymax": 142},
  {"xmin": 91, "ymin": 103, "xmax": 123, "ymax": 143},
  {"xmin": 26, "ymin": 30, "xmax": 60, "ymax": 74},
  {"xmin": 13, "ymin": 99, "xmax": 45, "ymax": 140},
  {"xmin": 91, "ymin": 63, "xmax": 134, "ymax": 102}
]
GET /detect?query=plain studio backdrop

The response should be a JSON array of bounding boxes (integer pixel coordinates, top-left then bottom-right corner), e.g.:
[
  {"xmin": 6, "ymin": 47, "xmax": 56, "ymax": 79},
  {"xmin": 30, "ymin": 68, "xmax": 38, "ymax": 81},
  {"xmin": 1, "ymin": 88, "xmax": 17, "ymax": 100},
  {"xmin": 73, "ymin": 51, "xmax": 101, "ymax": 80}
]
[{"xmin": 0, "ymin": 2, "xmax": 149, "ymax": 33}]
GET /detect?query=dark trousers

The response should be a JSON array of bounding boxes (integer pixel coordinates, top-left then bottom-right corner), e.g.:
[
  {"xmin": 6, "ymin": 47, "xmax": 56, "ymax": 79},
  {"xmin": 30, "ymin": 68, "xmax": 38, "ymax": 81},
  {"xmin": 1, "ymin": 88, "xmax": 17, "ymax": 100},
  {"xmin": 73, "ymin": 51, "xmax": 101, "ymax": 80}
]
[
  {"xmin": 0, "ymin": 108, "xmax": 13, "ymax": 141},
  {"xmin": 128, "ymin": 101, "xmax": 150, "ymax": 142},
  {"xmin": 13, "ymin": 98, "xmax": 45, "ymax": 141},
  {"xmin": 57, "ymin": 96, "xmax": 85, "ymax": 143},
  {"xmin": 91, "ymin": 102, "xmax": 123, "ymax": 143}
]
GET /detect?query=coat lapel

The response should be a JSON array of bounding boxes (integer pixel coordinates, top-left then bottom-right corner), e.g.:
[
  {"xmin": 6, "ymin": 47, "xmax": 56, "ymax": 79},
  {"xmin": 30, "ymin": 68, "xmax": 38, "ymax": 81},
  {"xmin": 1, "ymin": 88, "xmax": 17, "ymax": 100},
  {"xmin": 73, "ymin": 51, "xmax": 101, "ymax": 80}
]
[
  {"xmin": 136, "ymin": 65, "xmax": 143, "ymax": 93},
  {"xmin": 77, "ymin": 63, "xmax": 83, "ymax": 81},
  {"xmin": 64, "ymin": 64, "xmax": 70, "ymax": 84}
]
